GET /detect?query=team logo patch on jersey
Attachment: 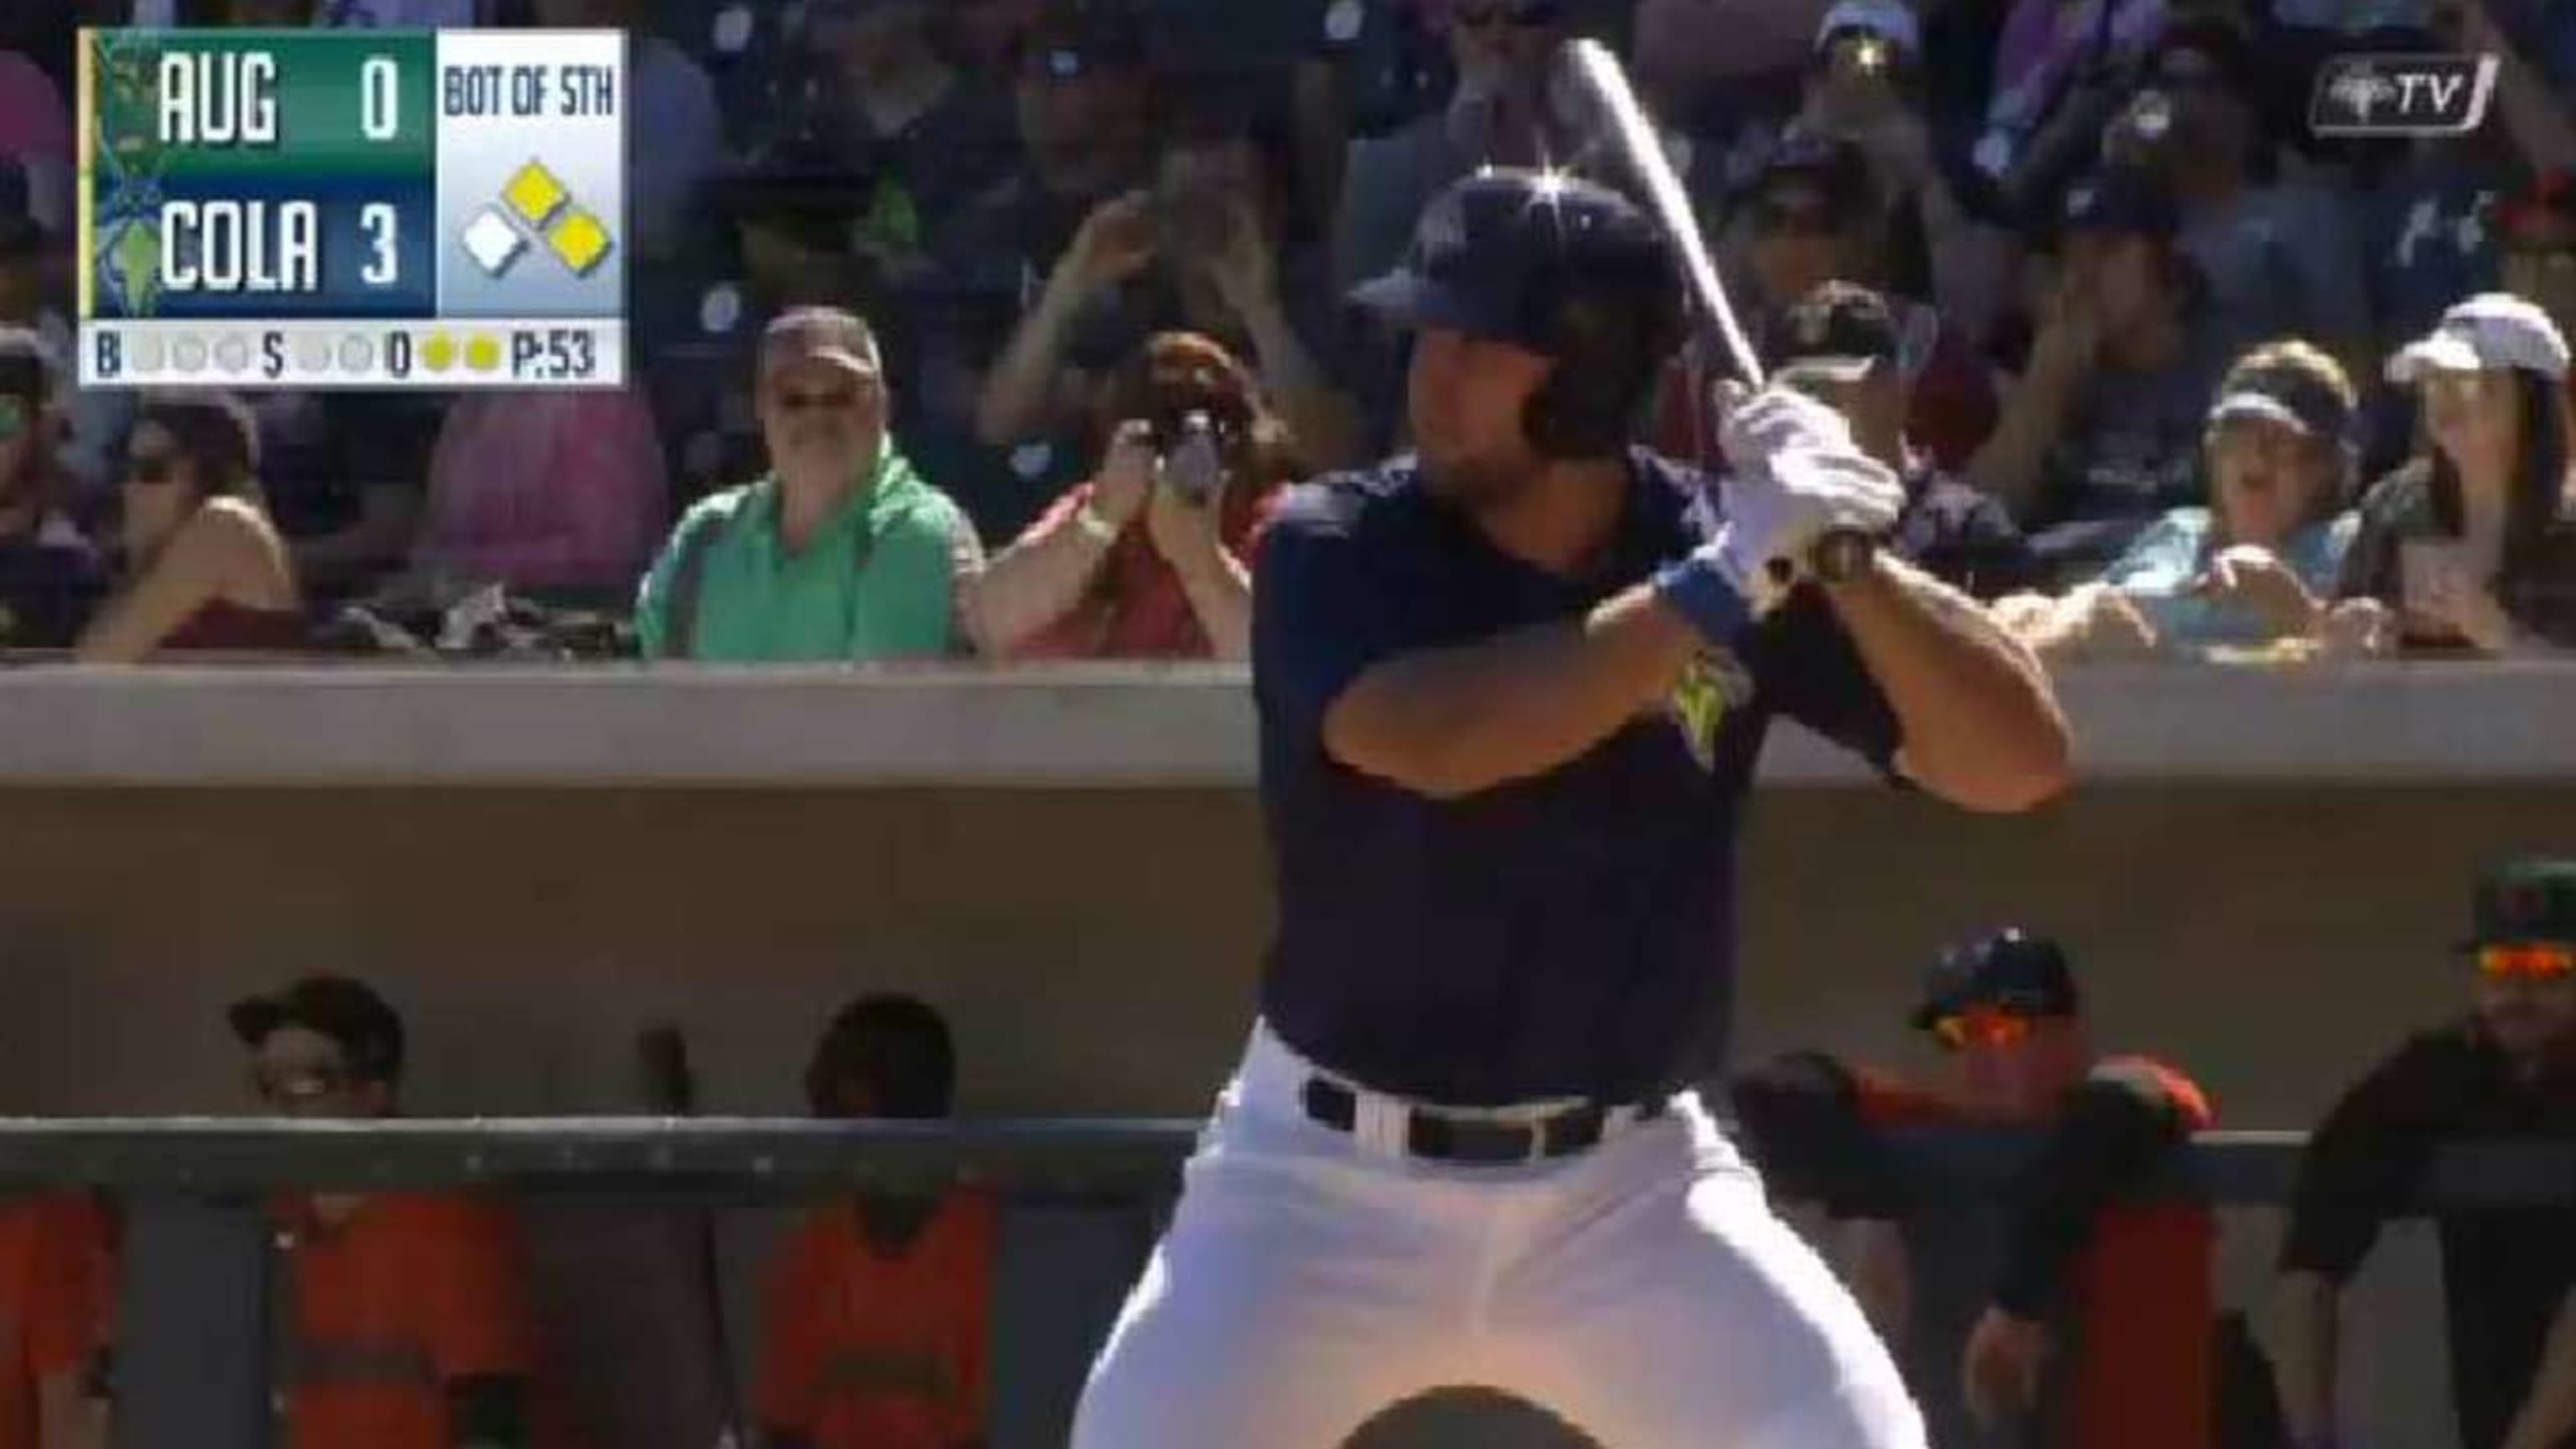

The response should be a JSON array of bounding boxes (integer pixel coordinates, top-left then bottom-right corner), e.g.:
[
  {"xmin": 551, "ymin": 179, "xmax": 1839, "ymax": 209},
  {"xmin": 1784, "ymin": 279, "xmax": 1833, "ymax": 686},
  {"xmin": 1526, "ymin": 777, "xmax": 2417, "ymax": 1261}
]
[{"xmin": 1666, "ymin": 648, "xmax": 1754, "ymax": 771}]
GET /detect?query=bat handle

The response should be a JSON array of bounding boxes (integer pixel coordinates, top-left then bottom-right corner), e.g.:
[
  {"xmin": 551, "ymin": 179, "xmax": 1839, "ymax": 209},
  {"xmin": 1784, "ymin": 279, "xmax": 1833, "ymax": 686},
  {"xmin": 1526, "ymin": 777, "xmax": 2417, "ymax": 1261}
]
[
  {"xmin": 1812, "ymin": 528, "xmax": 1877, "ymax": 584},
  {"xmin": 1763, "ymin": 529, "xmax": 1879, "ymax": 593}
]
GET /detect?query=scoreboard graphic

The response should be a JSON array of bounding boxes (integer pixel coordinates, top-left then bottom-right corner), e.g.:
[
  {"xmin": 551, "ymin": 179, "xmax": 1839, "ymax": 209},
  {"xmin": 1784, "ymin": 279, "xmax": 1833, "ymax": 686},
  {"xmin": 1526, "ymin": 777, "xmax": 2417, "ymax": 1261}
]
[{"xmin": 76, "ymin": 29, "xmax": 628, "ymax": 390}]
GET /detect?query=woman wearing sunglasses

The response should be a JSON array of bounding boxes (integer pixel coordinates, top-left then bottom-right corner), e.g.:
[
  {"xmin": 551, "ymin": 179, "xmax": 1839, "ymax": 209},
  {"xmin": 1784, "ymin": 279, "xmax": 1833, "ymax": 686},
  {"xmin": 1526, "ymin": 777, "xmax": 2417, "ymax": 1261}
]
[
  {"xmin": 0, "ymin": 330, "xmax": 106, "ymax": 652},
  {"xmin": 2327, "ymin": 293, "xmax": 2576, "ymax": 655},
  {"xmin": 74, "ymin": 390, "xmax": 302, "ymax": 662}
]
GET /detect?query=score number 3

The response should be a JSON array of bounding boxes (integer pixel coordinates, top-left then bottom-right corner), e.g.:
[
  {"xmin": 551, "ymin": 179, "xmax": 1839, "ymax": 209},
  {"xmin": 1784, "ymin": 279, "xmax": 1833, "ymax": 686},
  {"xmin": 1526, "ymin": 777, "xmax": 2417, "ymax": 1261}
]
[
  {"xmin": 360, "ymin": 57, "xmax": 401, "ymax": 287},
  {"xmin": 361, "ymin": 204, "xmax": 398, "ymax": 287}
]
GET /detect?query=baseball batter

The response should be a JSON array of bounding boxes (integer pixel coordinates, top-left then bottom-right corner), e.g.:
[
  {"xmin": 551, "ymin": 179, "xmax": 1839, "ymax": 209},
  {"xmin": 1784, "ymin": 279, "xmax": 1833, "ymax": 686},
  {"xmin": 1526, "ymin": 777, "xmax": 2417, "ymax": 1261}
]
[{"xmin": 1072, "ymin": 169, "xmax": 2071, "ymax": 1449}]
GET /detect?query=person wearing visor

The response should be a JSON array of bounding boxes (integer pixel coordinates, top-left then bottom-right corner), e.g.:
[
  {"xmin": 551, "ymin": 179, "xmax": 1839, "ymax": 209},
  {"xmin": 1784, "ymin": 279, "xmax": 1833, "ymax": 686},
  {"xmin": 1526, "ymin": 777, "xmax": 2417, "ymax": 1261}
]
[
  {"xmin": 1731, "ymin": 929, "xmax": 2216, "ymax": 1449},
  {"xmin": 2331, "ymin": 293, "xmax": 2576, "ymax": 655},
  {"xmin": 1071, "ymin": 165, "xmax": 2066, "ymax": 1449},
  {"xmin": 2091, "ymin": 340, "xmax": 2364, "ymax": 652},
  {"xmin": 230, "ymin": 976, "xmax": 555, "ymax": 1449},
  {"xmin": 2274, "ymin": 859, "xmax": 2576, "ymax": 1449},
  {"xmin": 1774, "ymin": 281, "xmax": 2037, "ymax": 600}
]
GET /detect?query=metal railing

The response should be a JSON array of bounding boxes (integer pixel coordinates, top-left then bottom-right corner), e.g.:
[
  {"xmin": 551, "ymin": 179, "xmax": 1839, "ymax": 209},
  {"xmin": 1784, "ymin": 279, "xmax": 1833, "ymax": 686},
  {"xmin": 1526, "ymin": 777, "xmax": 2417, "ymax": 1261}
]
[{"xmin": 10, "ymin": 1119, "xmax": 2574, "ymax": 1449}]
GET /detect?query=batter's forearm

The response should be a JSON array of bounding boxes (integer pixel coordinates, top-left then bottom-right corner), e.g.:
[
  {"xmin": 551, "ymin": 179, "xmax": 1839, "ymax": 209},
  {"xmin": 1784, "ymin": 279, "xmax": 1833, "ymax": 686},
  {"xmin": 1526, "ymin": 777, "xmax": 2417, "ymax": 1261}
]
[
  {"xmin": 1823, "ymin": 553, "xmax": 2069, "ymax": 813},
  {"xmin": 1323, "ymin": 584, "xmax": 1700, "ymax": 798}
]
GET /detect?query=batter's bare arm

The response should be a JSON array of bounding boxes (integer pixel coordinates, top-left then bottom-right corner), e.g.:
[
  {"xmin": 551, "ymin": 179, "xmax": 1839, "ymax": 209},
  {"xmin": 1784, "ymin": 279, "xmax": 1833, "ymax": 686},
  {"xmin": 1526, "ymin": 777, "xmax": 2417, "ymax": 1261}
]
[
  {"xmin": 1822, "ymin": 553, "xmax": 2070, "ymax": 813},
  {"xmin": 1325, "ymin": 587, "xmax": 1700, "ymax": 799}
]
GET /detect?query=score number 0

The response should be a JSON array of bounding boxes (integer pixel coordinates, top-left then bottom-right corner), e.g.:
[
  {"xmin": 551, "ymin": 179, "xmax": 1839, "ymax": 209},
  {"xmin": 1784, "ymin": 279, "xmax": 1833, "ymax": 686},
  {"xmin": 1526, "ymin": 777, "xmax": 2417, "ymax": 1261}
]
[{"xmin": 358, "ymin": 56, "xmax": 400, "ymax": 287}]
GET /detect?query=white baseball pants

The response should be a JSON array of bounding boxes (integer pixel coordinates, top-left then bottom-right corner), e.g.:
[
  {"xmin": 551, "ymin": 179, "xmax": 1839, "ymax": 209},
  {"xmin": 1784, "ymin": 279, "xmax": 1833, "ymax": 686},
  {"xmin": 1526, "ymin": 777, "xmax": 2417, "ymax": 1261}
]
[{"xmin": 1072, "ymin": 1021, "xmax": 1927, "ymax": 1449}]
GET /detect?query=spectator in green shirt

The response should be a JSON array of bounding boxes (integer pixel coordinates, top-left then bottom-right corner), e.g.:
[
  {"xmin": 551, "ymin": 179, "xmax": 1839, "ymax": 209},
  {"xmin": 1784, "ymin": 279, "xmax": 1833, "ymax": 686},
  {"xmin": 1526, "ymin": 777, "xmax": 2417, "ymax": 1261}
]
[{"xmin": 637, "ymin": 307, "xmax": 984, "ymax": 662}]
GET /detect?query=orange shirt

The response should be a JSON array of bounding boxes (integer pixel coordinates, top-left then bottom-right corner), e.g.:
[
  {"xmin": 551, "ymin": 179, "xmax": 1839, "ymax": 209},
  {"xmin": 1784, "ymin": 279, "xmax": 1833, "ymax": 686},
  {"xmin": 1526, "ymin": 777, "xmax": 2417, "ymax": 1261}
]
[
  {"xmin": 756, "ymin": 1190, "xmax": 997, "ymax": 1449},
  {"xmin": 272, "ymin": 1192, "xmax": 538, "ymax": 1449},
  {"xmin": 0, "ymin": 1196, "xmax": 114, "ymax": 1449},
  {"xmin": 1857, "ymin": 1057, "xmax": 2217, "ymax": 1449}
]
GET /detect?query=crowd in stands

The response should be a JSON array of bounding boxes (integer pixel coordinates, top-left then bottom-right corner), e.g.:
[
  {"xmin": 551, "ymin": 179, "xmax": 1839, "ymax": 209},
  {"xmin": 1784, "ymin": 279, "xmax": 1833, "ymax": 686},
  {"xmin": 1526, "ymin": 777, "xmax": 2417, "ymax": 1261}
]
[{"xmin": 3, "ymin": 0, "xmax": 2575, "ymax": 662}]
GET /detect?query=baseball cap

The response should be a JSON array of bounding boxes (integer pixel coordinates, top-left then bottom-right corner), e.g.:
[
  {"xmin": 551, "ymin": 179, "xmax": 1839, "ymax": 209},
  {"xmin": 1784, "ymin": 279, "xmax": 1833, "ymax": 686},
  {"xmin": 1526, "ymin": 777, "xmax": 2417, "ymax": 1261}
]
[
  {"xmin": 1773, "ymin": 281, "xmax": 1900, "ymax": 385},
  {"xmin": 1911, "ymin": 928, "xmax": 2082, "ymax": 1030},
  {"xmin": 2207, "ymin": 359, "xmax": 2354, "ymax": 441},
  {"xmin": 1349, "ymin": 168, "xmax": 1677, "ymax": 355},
  {"xmin": 2464, "ymin": 859, "xmax": 2576, "ymax": 950},
  {"xmin": 228, "ymin": 975, "xmax": 407, "ymax": 1085},
  {"xmin": 762, "ymin": 306, "xmax": 883, "ymax": 380},
  {"xmin": 1815, "ymin": 0, "xmax": 1920, "ymax": 61},
  {"xmin": 2056, "ymin": 165, "xmax": 2181, "ymax": 244},
  {"xmin": 2386, "ymin": 293, "xmax": 2572, "ymax": 384}
]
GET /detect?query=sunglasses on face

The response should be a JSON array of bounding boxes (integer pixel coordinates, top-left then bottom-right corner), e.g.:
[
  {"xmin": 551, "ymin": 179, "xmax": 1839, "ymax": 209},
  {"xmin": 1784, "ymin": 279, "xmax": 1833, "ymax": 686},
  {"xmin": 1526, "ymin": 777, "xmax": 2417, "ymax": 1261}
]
[
  {"xmin": 772, "ymin": 386, "xmax": 862, "ymax": 414},
  {"xmin": 2478, "ymin": 943, "xmax": 2576, "ymax": 984},
  {"xmin": 125, "ymin": 449, "xmax": 180, "ymax": 485},
  {"xmin": 1929, "ymin": 1008, "xmax": 2036, "ymax": 1052}
]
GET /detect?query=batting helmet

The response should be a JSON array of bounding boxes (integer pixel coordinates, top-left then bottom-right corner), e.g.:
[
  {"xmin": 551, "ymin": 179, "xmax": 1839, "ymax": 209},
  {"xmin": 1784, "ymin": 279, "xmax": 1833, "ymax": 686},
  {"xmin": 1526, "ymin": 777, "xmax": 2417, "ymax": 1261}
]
[{"xmin": 1351, "ymin": 167, "xmax": 1685, "ymax": 459}]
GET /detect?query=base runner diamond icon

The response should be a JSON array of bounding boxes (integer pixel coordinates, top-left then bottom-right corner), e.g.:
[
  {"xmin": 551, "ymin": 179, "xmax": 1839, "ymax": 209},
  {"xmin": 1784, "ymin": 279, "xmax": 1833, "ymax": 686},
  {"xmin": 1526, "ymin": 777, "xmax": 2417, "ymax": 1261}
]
[{"xmin": 462, "ymin": 208, "xmax": 527, "ymax": 278}]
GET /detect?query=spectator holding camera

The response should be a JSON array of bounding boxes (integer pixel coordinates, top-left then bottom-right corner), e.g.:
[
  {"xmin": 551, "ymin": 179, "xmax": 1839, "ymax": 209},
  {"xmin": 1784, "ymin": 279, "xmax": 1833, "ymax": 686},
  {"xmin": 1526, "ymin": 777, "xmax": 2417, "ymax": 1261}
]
[
  {"xmin": 2090, "ymin": 340, "xmax": 2364, "ymax": 652},
  {"xmin": 1967, "ymin": 166, "xmax": 2240, "ymax": 568},
  {"xmin": 1729, "ymin": 929, "xmax": 2215, "ymax": 1449},
  {"xmin": 976, "ymin": 85, "xmax": 1363, "ymax": 470},
  {"xmin": 1793, "ymin": 2, "xmax": 2018, "ymax": 348},
  {"xmin": 2110, "ymin": 16, "xmax": 2374, "ymax": 380},
  {"xmin": 757, "ymin": 995, "xmax": 993, "ymax": 1449},
  {"xmin": 0, "ymin": 329, "xmax": 102, "ymax": 650},
  {"xmin": 2273, "ymin": 858, "xmax": 2576, "ymax": 1449},
  {"xmin": 75, "ymin": 392, "xmax": 303, "ymax": 662},
  {"xmin": 967, "ymin": 331, "xmax": 1280, "ymax": 660},
  {"xmin": 640, "ymin": 308, "xmax": 983, "ymax": 662},
  {"xmin": 2329, "ymin": 293, "xmax": 2576, "ymax": 655}
]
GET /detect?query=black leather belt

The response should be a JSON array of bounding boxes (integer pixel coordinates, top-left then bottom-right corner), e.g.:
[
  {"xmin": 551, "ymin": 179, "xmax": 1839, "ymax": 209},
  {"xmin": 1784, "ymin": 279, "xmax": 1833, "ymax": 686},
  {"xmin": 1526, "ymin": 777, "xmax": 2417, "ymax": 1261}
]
[{"xmin": 1300, "ymin": 1077, "xmax": 1667, "ymax": 1164}]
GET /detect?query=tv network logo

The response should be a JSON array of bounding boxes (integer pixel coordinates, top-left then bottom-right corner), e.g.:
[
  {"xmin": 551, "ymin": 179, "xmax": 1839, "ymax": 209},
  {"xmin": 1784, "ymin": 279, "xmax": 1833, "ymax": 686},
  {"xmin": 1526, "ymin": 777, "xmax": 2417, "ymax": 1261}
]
[{"xmin": 2311, "ymin": 54, "xmax": 2500, "ymax": 138}]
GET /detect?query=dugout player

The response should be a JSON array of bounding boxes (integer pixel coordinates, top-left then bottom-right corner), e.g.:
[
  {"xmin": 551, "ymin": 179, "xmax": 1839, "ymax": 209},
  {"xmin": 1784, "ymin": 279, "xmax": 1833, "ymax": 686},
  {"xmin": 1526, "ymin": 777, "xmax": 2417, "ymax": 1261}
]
[
  {"xmin": 756, "ymin": 995, "xmax": 995, "ymax": 1449},
  {"xmin": 1068, "ymin": 168, "xmax": 2070, "ymax": 1449},
  {"xmin": 2272, "ymin": 858, "xmax": 2576, "ymax": 1449},
  {"xmin": 1730, "ymin": 929, "xmax": 2216, "ymax": 1449},
  {"xmin": 230, "ymin": 975, "xmax": 555, "ymax": 1449}
]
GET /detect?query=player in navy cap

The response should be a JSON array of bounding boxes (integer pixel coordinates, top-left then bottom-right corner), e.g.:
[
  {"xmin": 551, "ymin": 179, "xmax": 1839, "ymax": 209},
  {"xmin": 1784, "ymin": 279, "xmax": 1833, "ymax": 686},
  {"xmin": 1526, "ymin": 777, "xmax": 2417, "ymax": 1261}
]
[{"xmin": 1071, "ymin": 168, "xmax": 2070, "ymax": 1449}]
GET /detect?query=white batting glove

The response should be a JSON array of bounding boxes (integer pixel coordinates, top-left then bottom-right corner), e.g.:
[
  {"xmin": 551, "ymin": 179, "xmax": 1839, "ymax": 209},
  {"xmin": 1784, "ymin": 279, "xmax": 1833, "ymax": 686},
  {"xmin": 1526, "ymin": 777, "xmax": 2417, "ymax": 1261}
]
[
  {"xmin": 1656, "ymin": 387, "xmax": 1903, "ymax": 642},
  {"xmin": 1722, "ymin": 388, "xmax": 1902, "ymax": 607}
]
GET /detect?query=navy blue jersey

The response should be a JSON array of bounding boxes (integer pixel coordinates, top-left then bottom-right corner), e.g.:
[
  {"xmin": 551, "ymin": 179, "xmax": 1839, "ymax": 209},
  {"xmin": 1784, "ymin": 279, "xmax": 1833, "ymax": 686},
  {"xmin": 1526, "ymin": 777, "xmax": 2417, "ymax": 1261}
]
[{"xmin": 1253, "ymin": 449, "xmax": 1901, "ymax": 1106}]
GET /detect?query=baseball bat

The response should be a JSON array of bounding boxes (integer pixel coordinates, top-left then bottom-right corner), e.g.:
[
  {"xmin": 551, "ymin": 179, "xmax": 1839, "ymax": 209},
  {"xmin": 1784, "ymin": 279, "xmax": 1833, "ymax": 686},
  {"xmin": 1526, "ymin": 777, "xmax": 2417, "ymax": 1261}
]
[{"xmin": 1555, "ymin": 39, "xmax": 1877, "ymax": 585}]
